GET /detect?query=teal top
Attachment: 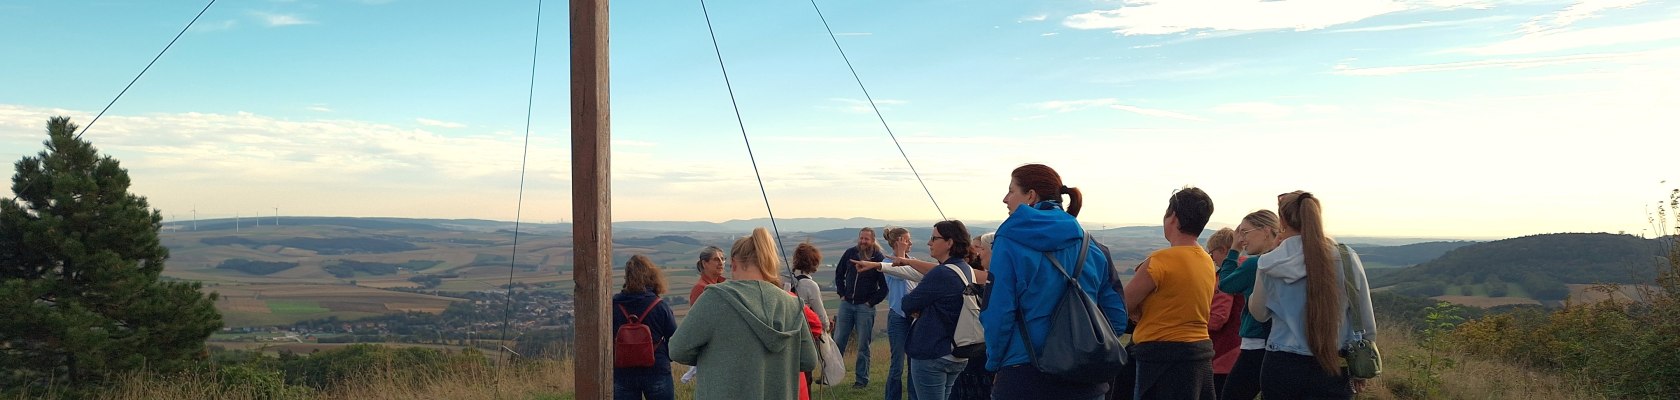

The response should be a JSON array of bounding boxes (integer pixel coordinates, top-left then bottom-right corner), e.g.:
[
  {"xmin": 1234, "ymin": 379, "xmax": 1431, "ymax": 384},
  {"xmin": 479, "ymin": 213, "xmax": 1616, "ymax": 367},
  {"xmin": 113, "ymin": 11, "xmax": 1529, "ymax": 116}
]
[{"xmin": 1216, "ymin": 249, "xmax": 1272, "ymax": 340}]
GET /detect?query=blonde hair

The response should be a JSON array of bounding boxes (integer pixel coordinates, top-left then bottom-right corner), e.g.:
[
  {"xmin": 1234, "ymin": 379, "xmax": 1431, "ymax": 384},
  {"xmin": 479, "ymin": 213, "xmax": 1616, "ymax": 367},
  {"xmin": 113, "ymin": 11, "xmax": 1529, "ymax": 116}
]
[
  {"xmin": 1242, "ymin": 210, "xmax": 1282, "ymax": 235},
  {"xmin": 884, "ymin": 227, "xmax": 910, "ymax": 244},
  {"xmin": 1206, "ymin": 228, "xmax": 1235, "ymax": 253},
  {"xmin": 1280, "ymin": 191, "xmax": 1342, "ymax": 374},
  {"xmin": 730, "ymin": 227, "xmax": 783, "ymax": 288}
]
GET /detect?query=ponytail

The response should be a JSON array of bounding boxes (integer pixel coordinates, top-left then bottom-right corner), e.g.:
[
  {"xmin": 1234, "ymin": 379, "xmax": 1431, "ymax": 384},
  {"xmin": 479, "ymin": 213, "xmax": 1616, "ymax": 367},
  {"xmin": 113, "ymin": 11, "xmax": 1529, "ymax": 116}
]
[
  {"xmin": 730, "ymin": 227, "xmax": 783, "ymax": 288},
  {"xmin": 1064, "ymin": 186, "xmax": 1084, "ymax": 218},
  {"xmin": 1281, "ymin": 191, "xmax": 1342, "ymax": 374}
]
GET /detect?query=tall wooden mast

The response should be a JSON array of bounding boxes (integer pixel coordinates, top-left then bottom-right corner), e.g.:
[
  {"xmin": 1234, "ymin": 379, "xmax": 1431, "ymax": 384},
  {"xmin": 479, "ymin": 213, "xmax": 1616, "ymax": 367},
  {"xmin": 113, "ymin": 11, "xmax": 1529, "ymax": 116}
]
[{"xmin": 570, "ymin": 0, "xmax": 611, "ymax": 397}]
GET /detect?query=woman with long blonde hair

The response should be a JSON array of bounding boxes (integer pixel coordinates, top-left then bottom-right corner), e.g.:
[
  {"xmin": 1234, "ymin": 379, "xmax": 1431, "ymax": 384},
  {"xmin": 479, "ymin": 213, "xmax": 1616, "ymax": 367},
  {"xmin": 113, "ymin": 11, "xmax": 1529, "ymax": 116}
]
[
  {"xmin": 1249, "ymin": 192, "xmax": 1377, "ymax": 399},
  {"xmin": 669, "ymin": 228, "xmax": 817, "ymax": 399}
]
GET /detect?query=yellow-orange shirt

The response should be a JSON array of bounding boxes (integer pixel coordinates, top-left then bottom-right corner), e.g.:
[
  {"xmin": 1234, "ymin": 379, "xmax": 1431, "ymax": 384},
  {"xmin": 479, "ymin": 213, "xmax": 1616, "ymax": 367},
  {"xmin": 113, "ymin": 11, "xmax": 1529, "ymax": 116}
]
[{"xmin": 1134, "ymin": 245, "xmax": 1216, "ymax": 343}]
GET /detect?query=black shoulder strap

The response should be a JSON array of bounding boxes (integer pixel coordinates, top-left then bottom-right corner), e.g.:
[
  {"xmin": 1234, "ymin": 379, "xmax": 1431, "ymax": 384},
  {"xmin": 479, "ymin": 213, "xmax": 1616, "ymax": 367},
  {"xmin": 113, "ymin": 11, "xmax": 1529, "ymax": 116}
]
[{"xmin": 1012, "ymin": 232, "xmax": 1093, "ymax": 365}]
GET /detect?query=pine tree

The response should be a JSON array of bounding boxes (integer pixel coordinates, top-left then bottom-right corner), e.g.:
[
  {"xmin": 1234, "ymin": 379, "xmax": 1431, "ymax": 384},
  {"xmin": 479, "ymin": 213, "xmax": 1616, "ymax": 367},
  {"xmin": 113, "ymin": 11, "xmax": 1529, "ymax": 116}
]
[{"xmin": 0, "ymin": 117, "xmax": 223, "ymax": 389}]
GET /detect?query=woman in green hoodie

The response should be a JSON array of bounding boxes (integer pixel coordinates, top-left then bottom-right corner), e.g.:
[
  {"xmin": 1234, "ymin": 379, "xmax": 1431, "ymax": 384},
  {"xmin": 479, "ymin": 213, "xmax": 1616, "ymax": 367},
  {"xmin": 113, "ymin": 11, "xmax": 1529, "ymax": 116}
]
[{"xmin": 670, "ymin": 227, "xmax": 818, "ymax": 399}]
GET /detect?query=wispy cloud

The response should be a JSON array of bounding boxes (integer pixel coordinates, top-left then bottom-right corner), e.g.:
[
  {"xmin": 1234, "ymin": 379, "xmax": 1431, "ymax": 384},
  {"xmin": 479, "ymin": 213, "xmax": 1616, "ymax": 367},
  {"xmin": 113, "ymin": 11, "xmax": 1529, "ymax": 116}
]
[
  {"xmin": 1333, "ymin": 49, "xmax": 1670, "ymax": 76},
  {"xmin": 1020, "ymin": 14, "xmax": 1048, "ymax": 23},
  {"xmin": 415, "ymin": 118, "xmax": 465, "ymax": 128},
  {"xmin": 1041, "ymin": 32, "xmax": 1059, "ymax": 37},
  {"xmin": 0, "ymin": 104, "xmax": 562, "ymax": 183},
  {"xmin": 253, "ymin": 12, "xmax": 313, "ymax": 27},
  {"xmin": 1130, "ymin": 30, "xmax": 1270, "ymax": 49},
  {"xmin": 1027, "ymin": 99, "xmax": 1206, "ymax": 121},
  {"xmin": 1463, "ymin": 16, "xmax": 1680, "ymax": 55},
  {"xmin": 1211, "ymin": 102, "xmax": 1345, "ymax": 119},
  {"xmin": 1213, "ymin": 102, "xmax": 1297, "ymax": 119},
  {"xmin": 1522, "ymin": 0, "xmax": 1646, "ymax": 34},
  {"xmin": 1330, "ymin": 15, "xmax": 1518, "ymax": 33},
  {"xmin": 1064, "ymin": 0, "xmax": 1412, "ymax": 35},
  {"xmin": 1110, "ymin": 105, "xmax": 1207, "ymax": 121},
  {"xmin": 306, "ymin": 104, "xmax": 332, "ymax": 113},
  {"xmin": 1029, "ymin": 98, "xmax": 1119, "ymax": 113}
]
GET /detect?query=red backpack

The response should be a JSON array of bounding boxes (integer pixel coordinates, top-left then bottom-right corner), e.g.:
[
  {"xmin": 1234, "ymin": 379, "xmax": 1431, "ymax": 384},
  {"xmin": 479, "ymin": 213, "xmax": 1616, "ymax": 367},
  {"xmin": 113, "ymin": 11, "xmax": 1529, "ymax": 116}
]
[{"xmin": 614, "ymin": 298, "xmax": 663, "ymax": 368}]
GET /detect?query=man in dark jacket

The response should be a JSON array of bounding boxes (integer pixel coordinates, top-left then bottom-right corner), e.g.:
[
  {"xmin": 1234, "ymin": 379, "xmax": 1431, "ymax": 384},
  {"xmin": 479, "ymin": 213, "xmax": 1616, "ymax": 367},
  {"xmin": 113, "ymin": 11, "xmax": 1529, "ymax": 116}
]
[{"xmin": 833, "ymin": 227, "xmax": 887, "ymax": 388}]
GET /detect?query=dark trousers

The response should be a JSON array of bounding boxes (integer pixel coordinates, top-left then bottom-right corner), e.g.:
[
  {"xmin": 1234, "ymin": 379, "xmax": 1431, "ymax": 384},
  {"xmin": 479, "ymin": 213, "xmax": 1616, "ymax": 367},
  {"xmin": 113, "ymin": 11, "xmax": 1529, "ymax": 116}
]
[
  {"xmin": 1259, "ymin": 351, "xmax": 1352, "ymax": 400},
  {"xmin": 1220, "ymin": 349, "xmax": 1264, "ymax": 400},
  {"xmin": 1132, "ymin": 341, "xmax": 1215, "ymax": 400},
  {"xmin": 992, "ymin": 364, "xmax": 1108, "ymax": 400},
  {"xmin": 613, "ymin": 373, "xmax": 674, "ymax": 400},
  {"xmin": 1211, "ymin": 374, "xmax": 1226, "ymax": 399}
]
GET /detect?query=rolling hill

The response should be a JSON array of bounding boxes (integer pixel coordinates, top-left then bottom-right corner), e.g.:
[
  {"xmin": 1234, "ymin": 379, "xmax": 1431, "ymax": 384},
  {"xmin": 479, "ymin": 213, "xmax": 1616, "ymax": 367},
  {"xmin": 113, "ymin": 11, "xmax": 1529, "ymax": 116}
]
[{"xmin": 1372, "ymin": 233, "xmax": 1665, "ymax": 301}]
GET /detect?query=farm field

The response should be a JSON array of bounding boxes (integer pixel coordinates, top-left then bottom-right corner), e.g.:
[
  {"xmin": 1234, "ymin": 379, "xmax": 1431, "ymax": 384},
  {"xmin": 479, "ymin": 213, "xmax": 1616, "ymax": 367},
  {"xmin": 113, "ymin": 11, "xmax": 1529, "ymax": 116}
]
[
  {"xmin": 1431, "ymin": 295, "xmax": 1541, "ymax": 308},
  {"xmin": 206, "ymin": 284, "xmax": 462, "ymax": 327}
]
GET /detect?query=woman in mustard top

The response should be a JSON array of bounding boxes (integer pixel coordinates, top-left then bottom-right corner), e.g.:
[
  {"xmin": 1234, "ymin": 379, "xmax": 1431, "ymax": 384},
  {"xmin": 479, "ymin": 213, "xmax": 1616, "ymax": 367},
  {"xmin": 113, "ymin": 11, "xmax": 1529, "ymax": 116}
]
[{"xmin": 1124, "ymin": 187, "xmax": 1217, "ymax": 399}]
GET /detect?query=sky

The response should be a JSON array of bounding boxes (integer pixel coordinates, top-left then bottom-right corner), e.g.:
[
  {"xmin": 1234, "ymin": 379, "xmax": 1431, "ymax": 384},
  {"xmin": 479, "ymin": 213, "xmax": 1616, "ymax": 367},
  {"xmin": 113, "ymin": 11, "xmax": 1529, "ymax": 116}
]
[{"xmin": 1, "ymin": 0, "xmax": 1676, "ymax": 239}]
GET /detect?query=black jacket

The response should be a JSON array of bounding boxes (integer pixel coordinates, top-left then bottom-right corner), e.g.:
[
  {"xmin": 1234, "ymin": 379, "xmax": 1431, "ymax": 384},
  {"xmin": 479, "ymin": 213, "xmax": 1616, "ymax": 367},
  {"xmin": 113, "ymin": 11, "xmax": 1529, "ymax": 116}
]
[{"xmin": 834, "ymin": 246, "xmax": 887, "ymax": 306}]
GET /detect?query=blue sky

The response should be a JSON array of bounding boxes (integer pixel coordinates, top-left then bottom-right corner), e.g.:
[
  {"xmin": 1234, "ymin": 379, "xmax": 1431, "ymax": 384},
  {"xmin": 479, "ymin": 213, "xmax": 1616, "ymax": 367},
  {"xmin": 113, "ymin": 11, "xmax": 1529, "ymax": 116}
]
[{"xmin": 2, "ymin": 0, "xmax": 1677, "ymax": 238}]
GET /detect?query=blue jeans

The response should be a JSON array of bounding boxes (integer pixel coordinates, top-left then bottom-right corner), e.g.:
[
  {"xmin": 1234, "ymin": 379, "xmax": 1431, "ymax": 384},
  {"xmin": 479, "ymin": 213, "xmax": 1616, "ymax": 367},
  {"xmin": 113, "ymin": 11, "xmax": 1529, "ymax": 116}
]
[
  {"xmin": 909, "ymin": 357, "xmax": 966, "ymax": 400},
  {"xmin": 834, "ymin": 301, "xmax": 877, "ymax": 386},
  {"xmin": 612, "ymin": 373, "xmax": 673, "ymax": 400},
  {"xmin": 887, "ymin": 312, "xmax": 917, "ymax": 400}
]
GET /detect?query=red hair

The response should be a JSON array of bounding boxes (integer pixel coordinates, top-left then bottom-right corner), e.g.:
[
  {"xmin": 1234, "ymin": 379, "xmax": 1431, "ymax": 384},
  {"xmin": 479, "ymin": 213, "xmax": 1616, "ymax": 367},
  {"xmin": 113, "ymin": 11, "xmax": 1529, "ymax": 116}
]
[{"xmin": 1011, "ymin": 164, "xmax": 1083, "ymax": 217}]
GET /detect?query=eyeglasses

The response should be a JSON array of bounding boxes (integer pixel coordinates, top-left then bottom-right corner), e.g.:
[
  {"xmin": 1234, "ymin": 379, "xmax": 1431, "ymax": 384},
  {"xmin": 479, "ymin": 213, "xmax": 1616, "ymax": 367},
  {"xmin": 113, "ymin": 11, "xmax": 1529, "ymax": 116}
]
[{"xmin": 929, "ymin": 236, "xmax": 949, "ymax": 241}]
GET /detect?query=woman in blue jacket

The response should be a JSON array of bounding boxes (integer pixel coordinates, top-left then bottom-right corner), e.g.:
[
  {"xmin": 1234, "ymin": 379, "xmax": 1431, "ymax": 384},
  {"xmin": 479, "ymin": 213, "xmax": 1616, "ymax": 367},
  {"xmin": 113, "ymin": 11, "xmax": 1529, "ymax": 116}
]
[
  {"xmin": 901, "ymin": 220, "xmax": 977, "ymax": 400},
  {"xmin": 612, "ymin": 255, "xmax": 679, "ymax": 400},
  {"xmin": 980, "ymin": 164, "xmax": 1129, "ymax": 400}
]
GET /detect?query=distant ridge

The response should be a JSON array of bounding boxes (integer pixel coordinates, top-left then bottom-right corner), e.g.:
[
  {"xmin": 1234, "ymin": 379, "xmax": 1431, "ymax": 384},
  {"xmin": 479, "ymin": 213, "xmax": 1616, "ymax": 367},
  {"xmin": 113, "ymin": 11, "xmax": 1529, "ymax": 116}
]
[{"xmin": 163, "ymin": 216, "xmax": 1476, "ymax": 244}]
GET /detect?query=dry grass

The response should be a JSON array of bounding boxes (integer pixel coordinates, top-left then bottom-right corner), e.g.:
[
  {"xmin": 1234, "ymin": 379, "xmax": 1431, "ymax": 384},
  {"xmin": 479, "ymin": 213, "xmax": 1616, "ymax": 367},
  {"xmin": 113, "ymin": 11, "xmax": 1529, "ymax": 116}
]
[
  {"xmin": 75, "ymin": 324, "xmax": 1610, "ymax": 400},
  {"xmin": 1360, "ymin": 326, "xmax": 1602, "ymax": 400}
]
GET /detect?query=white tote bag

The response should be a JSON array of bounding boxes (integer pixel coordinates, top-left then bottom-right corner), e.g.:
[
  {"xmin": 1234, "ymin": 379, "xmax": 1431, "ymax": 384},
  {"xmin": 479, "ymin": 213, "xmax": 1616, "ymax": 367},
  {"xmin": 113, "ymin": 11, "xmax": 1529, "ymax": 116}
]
[{"xmin": 813, "ymin": 332, "xmax": 846, "ymax": 385}]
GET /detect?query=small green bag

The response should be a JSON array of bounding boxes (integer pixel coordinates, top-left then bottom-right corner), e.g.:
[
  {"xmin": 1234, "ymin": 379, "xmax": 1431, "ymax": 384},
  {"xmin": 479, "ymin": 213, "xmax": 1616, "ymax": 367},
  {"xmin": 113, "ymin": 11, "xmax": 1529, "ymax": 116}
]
[{"xmin": 1337, "ymin": 244, "xmax": 1382, "ymax": 379}]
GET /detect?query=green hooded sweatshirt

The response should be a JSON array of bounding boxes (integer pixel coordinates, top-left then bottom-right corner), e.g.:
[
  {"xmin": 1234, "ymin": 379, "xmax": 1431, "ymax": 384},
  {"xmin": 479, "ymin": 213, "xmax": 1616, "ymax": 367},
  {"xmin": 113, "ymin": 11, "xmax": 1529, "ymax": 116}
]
[{"xmin": 670, "ymin": 279, "xmax": 817, "ymax": 399}]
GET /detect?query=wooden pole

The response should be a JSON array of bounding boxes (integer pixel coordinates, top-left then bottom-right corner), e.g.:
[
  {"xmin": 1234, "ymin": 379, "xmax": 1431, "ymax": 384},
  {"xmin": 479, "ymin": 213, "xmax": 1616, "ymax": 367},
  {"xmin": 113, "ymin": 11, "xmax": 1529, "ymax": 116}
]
[{"xmin": 570, "ymin": 0, "xmax": 611, "ymax": 397}]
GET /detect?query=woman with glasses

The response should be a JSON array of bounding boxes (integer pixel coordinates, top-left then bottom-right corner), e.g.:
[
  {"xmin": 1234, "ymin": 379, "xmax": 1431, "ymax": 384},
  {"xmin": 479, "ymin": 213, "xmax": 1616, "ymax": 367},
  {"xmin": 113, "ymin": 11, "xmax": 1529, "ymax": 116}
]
[{"xmin": 901, "ymin": 220, "xmax": 977, "ymax": 400}]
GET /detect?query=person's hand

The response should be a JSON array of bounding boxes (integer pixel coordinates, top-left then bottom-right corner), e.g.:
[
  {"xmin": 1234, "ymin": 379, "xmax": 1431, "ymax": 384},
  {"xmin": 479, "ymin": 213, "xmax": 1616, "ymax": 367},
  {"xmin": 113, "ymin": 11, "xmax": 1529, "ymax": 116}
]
[{"xmin": 856, "ymin": 261, "xmax": 880, "ymax": 271}]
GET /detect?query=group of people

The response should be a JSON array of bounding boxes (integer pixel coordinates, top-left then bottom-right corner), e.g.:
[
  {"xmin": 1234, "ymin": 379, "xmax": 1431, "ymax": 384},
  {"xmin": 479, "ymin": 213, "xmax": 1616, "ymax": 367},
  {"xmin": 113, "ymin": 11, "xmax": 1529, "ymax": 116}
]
[{"xmin": 606, "ymin": 163, "xmax": 1377, "ymax": 400}]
